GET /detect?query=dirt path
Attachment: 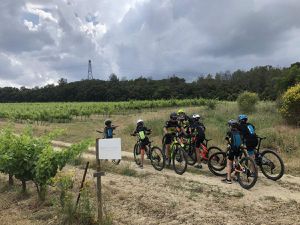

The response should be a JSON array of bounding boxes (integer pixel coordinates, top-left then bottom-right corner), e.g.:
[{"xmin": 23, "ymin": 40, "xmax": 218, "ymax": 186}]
[
  {"xmin": 1, "ymin": 141, "xmax": 299, "ymax": 225},
  {"xmin": 53, "ymin": 140, "xmax": 300, "ymax": 225}
]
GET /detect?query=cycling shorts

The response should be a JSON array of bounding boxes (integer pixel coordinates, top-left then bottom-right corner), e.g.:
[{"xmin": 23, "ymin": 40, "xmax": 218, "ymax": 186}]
[
  {"xmin": 227, "ymin": 147, "xmax": 241, "ymax": 161},
  {"xmin": 164, "ymin": 133, "xmax": 174, "ymax": 145}
]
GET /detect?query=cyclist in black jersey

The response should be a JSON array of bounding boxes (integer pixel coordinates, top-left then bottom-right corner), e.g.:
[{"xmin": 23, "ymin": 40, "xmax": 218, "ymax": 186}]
[
  {"xmin": 189, "ymin": 114, "xmax": 206, "ymax": 169},
  {"xmin": 163, "ymin": 112, "xmax": 186, "ymax": 165}
]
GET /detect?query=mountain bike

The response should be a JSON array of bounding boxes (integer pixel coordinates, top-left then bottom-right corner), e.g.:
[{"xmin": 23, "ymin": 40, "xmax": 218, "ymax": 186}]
[
  {"xmin": 96, "ymin": 130, "xmax": 121, "ymax": 165},
  {"xmin": 131, "ymin": 131, "xmax": 165, "ymax": 171},
  {"xmin": 208, "ymin": 136, "xmax": 285, "ymax": 181},
  {"xmin": 162, "ymin": 133, "xmax": 188, "ymax": 175},
  {"xmin": 208, "ymin": 137, "xmax": 258, "ymax": 189}
]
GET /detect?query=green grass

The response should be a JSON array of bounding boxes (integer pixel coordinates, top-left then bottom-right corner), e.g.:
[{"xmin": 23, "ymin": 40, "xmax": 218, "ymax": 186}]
[{"xmin": 1, "ymin": 100, "xmax": 299, "ymax": 175}]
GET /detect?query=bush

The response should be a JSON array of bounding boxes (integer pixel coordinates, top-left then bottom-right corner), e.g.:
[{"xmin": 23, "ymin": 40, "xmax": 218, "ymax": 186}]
[
  {"xmin": 237, "ymin": 91, "xmax": 259, "ymax": 113},
  {"xmin": 0, "ymin": 126, "xmax": 91, "ymax": 200},
  {"xmin": 279, "ymin": 83, "xmax": 300, "ymax": 125}
]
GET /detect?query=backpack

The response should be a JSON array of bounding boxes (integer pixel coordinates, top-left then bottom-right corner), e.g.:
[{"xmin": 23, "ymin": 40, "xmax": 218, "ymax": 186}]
[
  {"xmin": 245, "ymin": 123, "xmax": 258, "ymax": 148},
  {"xmin": 105, "ymin": 127, "xmax": 113, "ymax": 139},
  {"xmin": 230, "ymin": 130, "xmax": 242, "ymax": 151},
  {"xmin": 193, "ymin": 123, "xmax": 205, "ymax": 142}
]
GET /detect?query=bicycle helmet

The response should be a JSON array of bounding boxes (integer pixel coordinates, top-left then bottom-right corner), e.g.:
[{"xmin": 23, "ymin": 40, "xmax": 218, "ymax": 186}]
[
  {"xmin": 228, "ymin": 119, "xmax": 239, "ymax": 128},
  {"xmin": 170, "ymin": 112, "xmax": 177, "ymax": 120},
  {"xmin": 192, "ymin": 114, "xmax": 201, "ymax": 121},
  {"xmin": 238, "ymin": 114, "xmax": 248, "ymax": 123},
  {"xmin": 177, "ymin": 109, "xmax": 185, "ymax": 115},
  {"xmin": 136, "ymin": 119, "xmax": 144, "ymax": 126},
  {"xmin": 104, "ymin": 119, "xmax": 112, "ymax": 126}
]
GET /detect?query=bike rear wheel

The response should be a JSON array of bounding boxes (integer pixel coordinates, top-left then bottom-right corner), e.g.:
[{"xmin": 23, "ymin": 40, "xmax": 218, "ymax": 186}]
[
  {"xmin": 259, "ymin": 149, "xmax": 284, "ymax": 181},
  {"xmin": 150, "ymin": 146, "xmax": 165, "ymax": 171},
  {"xmin": 172, "ymin": 145, "xmax": 187, "ymax": 175},
  {"xmin": 208, "ymin": 151, "xmax": 227, "ymax": 176},
  {"xmin": 236, "ymin": 157, "xmax": 258, "ymax": 190}
]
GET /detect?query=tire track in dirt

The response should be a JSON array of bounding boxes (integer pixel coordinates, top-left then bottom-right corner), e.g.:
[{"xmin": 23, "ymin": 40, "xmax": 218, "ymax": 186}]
[
  {"xmin": 53, "ymin": 140, "xmax": 300, "ymax": 225},
  {"xmin": 52, "ymin": 140, "xmax": 300, "ymax": 203}
]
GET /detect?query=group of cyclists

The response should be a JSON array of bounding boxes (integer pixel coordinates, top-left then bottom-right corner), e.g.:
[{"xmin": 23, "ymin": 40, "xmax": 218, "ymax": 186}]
[{"xmin": 101, "ymin": 109, "xmax": 275, "ymax": 187}]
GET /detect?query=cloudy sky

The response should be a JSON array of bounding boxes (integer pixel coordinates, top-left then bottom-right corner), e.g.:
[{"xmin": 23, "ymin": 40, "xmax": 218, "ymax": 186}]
[{"xmin": 0, "ymin": 0, "xmax": 300, "ymax": 87}]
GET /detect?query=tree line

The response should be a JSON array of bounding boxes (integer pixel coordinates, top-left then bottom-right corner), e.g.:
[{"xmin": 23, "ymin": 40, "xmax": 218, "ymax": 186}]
[{"xmin": 0, "ymin": 63, "xmax": 299, "ymax": 102}]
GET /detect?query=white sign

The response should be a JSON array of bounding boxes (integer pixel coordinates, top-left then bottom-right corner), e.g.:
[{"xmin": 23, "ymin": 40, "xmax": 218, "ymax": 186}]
[{"xmin": 97, "ymin": 138, "xmax": 121, "ymax": 160}]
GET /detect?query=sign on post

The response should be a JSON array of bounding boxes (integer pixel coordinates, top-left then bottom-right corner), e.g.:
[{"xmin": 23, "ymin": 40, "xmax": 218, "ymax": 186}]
[
  {"xmin": 95, "ymin": 137, "xmax": 122, "ymax": 224},
  {"xmin": 97, "ymin": 138, "xmax": 121, "ymax": 160}
]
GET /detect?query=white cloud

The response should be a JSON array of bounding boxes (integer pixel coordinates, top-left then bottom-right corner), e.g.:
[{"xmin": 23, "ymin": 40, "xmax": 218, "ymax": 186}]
[
  {"xmin": 0, "ymin": 0, "xmax": 300, "ymax": 87},
  {"xmin": 24, "ymin": 19, "xmax": 39, "ymax": 31},
  {"xmin": 26, "ymin": 3, "xmax": 58, "ymax": 23}
]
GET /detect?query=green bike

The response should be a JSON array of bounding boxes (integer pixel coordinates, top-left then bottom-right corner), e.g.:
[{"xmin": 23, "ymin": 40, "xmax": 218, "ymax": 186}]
[{"xmin": 162, "ymin": 133, "xmax": 188, "ymax": 175}]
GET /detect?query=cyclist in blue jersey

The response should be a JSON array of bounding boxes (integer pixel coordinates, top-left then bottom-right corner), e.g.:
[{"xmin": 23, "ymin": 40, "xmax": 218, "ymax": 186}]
[
  {"xmin": 237, "ymin": 115, "xmax": 258, "ymax": 159},
  {"xmin": 103, "ymin": 119, "xmax": 117, "ymax": 139},
  {"xmin": 222, "ymin": 119, "xmax": 243, "ymax": 184}
]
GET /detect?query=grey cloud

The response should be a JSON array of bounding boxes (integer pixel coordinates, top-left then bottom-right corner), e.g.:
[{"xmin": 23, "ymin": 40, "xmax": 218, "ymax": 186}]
[
  {"xmin": 0, "ymin": 0, "xmax": 300, "ymax": 87},
  {"xmin": 0, "ymin": 1, "xmax": 55, "ymax": 53}
]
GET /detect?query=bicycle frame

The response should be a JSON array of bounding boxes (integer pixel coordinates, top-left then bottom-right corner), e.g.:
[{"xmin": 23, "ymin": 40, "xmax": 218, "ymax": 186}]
[{"xmin": 169, "ymin": 135, "xmax": 184, "ymax": 158}]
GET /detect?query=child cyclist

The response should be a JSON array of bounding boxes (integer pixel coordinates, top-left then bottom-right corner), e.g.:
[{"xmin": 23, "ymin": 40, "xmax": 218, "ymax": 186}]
[
  {"xmin": 237, "ymin": 114, "xmax": 258, "ymax": 159},
  {"xmin": 163, "ymin": 112, "xmax": 186, "ymax": 165},
  {"xmin": 189, "ymin": 114, "xmax": 206, "ymax": 169},
  {"xmin": 177, "ymin": 109, "xmax": 192, "ymax": 132},
  {"xmin": 132, "ymin": 119, "xmax": 151, "ymax": 169},
  {"xmin": 103, "ymin": 119, "xmax": 118, "ymax": 139},
  {"xmin": 222, "ymin": 119, "xmax": 243, "ymax": 184}
]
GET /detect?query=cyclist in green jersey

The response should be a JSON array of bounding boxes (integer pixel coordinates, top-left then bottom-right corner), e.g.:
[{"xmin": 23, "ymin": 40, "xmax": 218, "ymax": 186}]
[{"xmin": 132, "ymin": 119, "xmax": 151, "ymax": 169}]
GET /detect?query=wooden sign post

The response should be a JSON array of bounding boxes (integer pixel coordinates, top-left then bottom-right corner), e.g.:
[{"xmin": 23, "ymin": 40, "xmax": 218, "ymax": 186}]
[
  {"xmin": 94, "ymin": 138, "xmax": 105, "ymax": 224},
  {"xmin": 94, "ymin": 138, "xmax": 121, "ymax": 224}
]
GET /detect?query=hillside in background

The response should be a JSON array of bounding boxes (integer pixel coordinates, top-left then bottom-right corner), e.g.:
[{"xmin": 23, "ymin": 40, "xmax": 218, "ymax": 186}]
[{"xmin": 0, "ymin": 63, "xmax": 299, "ymax": 102}]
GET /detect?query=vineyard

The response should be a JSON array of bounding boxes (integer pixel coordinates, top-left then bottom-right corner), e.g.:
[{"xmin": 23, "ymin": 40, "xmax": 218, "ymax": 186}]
[
  {"xmin": 0, "ymin": 99, "xmax": 216, "ymax": 123},
  {"xmin": 0, "ymin": 102, "xmax": 299, "ymax": 225}
]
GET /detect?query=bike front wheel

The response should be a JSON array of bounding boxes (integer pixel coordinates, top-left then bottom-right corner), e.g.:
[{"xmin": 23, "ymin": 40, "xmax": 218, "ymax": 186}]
[
  {"xmin": 172, "ymin": 145, "xmax": 187, "ymax": 175},
  {"xmin": 150, "ymin": 146, "xmax": 165, "ymax": 171},
  {"xmin": 133, "ymin": 143, "xmax": 141, "ymax": 165},
  {"xmin": 207, "ymin": 146, "xmax": 223, "ymax": 158},
  {"xmin": 208, "ymin": 151, "xmax": 227, "ymax": 176},
  {"xmin": 259, "ymin": 149, "xmax": 284, "ymax": 181},
  {"xmin": 236, "ymin": 156, "xmax": 258, "ymax": 190}
]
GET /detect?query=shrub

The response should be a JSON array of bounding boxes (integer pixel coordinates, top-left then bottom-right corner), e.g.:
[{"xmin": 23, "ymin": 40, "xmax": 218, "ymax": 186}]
[
  {"xmin": 237, "ymin": 91, "xmax": 259, "ymax": 113},
  {"xmin": 0, "ymin": 126, "xmax": 91, "ymax": 200},
  {"xmin": 279, "ymin": 83, "xmax": 300, "ymax": 125}
]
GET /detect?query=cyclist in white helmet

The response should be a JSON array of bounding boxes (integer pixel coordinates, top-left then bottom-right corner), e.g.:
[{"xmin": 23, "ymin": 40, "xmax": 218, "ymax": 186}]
[{"xmin": 132, "ymin": 119, "xmax": 151, "ymax": 169}]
